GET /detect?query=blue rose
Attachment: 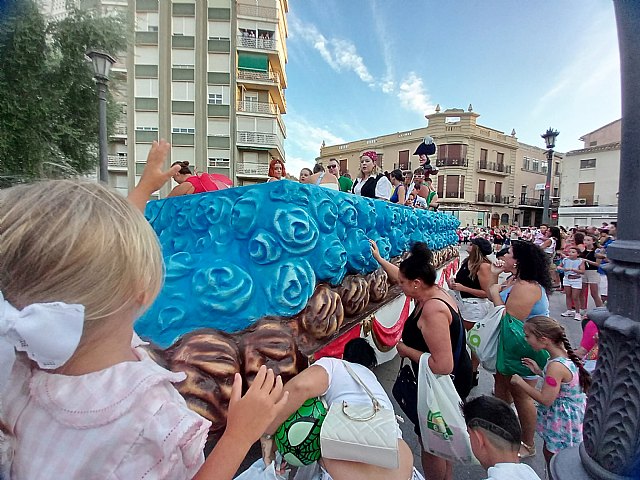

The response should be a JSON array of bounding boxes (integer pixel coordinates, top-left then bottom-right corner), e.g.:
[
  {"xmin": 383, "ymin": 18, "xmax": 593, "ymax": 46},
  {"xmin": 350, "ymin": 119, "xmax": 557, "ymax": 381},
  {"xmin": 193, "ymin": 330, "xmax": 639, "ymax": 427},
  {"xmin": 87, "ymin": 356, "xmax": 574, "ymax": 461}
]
[
  {"xmin": 343, "ymin": 228, "xmax": 373, "ymax": 274},
  {"xmin": 313, "ymin": 196, "xmax": 339, "ymax": 233},
  {"xmin": 231, "ymin": 194, "xmax": 261, "ymax": 239},
  {"xmin": 273, "ymin": 207, "xmax": 319, "ymax": 254},
  {"xmin": 249, "ymin": 230, "xmax": 282, "ymax": 265},
  {"xmin": 266, "ymin": 260, "xmax": 316, "ymax": 315},
  {"xmin": 193, "ymin": 261, "xmax": 254, "ymax": 315},
  {"xmin": 315, "ymin": 236, "xmax": 347, "ymax": 285},
  {"xmin": 269, "ymin": 180, "xmax": 312, "ymax": 206}
]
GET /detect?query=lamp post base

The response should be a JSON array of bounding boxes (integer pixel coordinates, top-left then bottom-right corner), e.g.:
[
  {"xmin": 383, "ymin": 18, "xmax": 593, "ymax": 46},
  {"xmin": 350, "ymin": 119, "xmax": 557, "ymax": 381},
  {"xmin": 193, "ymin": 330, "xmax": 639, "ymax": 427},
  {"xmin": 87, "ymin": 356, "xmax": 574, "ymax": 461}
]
[{"xmin": 551, "ymin": 444, "xmax": 637, "ymax": 480}]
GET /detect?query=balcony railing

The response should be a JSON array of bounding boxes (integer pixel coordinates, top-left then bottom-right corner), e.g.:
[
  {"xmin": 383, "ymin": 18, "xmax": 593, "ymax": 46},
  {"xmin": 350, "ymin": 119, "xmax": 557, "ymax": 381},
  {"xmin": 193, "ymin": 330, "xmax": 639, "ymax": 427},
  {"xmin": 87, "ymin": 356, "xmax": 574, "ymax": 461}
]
[
  {"xmin": 237, "ymin": 3, "xmax": 278, "ymax": 20},
  {"xmin": 237, "ymin": 69, "xmax": 281, "ymax": 85},
  {"xmin": 238, "ymin": 35, "xmax": 277, "ymax": 51},
  {"xmin": 518, "ymin": 197, "xmax": 544, "ymax": 207},
  {"xmin": 436, "ymin": 158, "xmax": 468, "ymax": 167},
  {"xmin": 112, "ymin": 122, "xmax": 127, "ymax": 137},
  {"xmin": 236, "ymin": 161, "xmax": 269, "ymax": 176},
  {"xmin": 477, "ymin": 193, "xmax": 510, "ymax": 204},
  {"xmin": 237, "ymin": 100, "xmax": 279, "ymax": 115},
  {"xmin": 444, "ymin": 191, "xmax": 464, "ymax": 199},
  {"xmin": 477, "ymin": 160, "xmax": 512, "ymax": 174},
  {"xmin": 571, "ymin": 195, "xmax": 599, "ymax": 206},
  {"xmin": 237, "ymin": 131, "xmax": 283, "ymax": 152},
  {"xmin": 108, "ymin": 155, "xmax": 128, "ymax": 169}
]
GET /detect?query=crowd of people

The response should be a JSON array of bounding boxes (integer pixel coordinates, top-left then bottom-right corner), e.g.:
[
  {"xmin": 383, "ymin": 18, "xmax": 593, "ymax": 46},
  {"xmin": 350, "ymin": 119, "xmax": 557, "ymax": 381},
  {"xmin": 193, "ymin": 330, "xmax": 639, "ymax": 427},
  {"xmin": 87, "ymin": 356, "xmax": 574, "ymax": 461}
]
[{"xmin": 0, "ymin": 138, "xmax": 614, "ymax": 480}]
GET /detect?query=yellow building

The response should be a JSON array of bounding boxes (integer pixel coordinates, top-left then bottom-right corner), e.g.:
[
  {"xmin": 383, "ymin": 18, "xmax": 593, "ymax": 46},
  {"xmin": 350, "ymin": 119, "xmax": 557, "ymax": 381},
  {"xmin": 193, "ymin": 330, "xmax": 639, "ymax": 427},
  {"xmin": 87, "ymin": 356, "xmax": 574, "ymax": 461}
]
[{"xmin": 318, "ymin": 106, "xmax": 561, "ymax": 228}]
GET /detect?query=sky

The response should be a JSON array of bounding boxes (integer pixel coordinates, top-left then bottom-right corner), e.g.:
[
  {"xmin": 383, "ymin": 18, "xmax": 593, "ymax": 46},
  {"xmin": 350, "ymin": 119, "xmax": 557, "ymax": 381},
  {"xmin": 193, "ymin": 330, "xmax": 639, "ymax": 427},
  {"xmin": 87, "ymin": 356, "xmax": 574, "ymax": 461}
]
[{"xmin": 282, "ymin": 0, "xmax": 621, "ymax": 176}]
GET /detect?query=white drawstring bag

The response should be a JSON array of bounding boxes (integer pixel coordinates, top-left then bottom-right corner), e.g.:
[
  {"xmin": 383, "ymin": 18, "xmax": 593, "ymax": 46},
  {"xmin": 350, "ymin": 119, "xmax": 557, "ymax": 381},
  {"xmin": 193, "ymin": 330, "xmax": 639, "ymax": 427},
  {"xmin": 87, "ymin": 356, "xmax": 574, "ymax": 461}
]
[
  {"xmin": 466, "ymin": 305, "xmax": 504, "ymax": 373},
  {"xmin": 417, "ymin": 353, "xmax": 477, "ymax": 465}
]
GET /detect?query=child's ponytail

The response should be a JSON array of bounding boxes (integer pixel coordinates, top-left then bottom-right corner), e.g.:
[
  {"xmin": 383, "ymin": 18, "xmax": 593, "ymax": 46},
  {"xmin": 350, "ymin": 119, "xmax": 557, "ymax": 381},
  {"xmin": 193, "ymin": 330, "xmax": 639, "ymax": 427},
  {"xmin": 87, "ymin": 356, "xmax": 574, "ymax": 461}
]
[{"xmin": 562, "ymin": 333, "xmax": 592, "ymax": 394}]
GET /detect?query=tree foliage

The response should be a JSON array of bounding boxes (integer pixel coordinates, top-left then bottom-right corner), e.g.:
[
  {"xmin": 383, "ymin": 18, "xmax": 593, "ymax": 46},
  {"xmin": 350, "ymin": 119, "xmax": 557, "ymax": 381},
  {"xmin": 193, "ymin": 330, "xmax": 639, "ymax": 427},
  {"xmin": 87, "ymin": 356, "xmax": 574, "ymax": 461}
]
[{"xmin": 0, "ymin": 0, "xmax": 128, "ymax": 185}]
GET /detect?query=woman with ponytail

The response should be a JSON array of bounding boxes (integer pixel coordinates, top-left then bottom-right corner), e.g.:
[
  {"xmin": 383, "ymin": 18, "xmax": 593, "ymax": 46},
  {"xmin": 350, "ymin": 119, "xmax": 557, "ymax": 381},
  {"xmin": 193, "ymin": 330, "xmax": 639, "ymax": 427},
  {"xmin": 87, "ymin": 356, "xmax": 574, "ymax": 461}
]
[{"xmin": 510, "ymin": 316, "xmax": 589, "ymax": 475}]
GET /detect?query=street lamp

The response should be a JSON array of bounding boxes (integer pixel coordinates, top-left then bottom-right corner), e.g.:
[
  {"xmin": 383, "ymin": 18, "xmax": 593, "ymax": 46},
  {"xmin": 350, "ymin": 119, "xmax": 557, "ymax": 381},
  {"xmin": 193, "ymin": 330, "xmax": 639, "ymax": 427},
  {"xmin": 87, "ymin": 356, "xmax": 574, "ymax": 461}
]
[
  {"xmin": 540, "ymin": 127, "xmax": 559, "ymax": 224},
  {"xmin": 86, "ymin": 49, "xmax": 116, "ymax": 183},
  {"xmin": 551, "ymin": 2, "xmax": 640, "ymax": 479}
]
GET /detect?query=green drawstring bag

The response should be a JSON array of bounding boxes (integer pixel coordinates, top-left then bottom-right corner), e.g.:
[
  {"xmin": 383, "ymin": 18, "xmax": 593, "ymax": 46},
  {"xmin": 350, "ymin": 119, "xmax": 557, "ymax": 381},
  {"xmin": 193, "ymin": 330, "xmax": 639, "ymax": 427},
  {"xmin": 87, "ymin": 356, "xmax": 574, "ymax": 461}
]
[{"xmin": 496, "ymin": 312, "xmax": 549, "ymax": 376}]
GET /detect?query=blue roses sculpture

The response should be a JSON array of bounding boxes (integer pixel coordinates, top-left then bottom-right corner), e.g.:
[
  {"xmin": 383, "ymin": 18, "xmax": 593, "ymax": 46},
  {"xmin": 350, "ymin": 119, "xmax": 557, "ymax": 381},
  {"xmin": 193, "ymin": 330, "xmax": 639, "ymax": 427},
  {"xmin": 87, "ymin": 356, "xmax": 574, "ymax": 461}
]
[{"xmin": 136, "ymin": 181, "xmax": 460, "ymax": 348}]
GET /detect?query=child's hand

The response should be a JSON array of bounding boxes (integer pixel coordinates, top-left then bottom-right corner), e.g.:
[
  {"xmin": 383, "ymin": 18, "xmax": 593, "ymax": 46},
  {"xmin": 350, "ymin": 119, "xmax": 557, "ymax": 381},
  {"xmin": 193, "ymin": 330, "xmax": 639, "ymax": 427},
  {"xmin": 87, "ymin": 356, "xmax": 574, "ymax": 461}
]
[
  {"xmin": 225, "ymin": 366, "xmax": 289, "ymax": 448},
  {"xmin": 521, "ymin": 357, "xmax": 543, "ymax": 376},
  {"xmin": 138, "ymin": 139, "xmax": 177, "ymax": 193}
]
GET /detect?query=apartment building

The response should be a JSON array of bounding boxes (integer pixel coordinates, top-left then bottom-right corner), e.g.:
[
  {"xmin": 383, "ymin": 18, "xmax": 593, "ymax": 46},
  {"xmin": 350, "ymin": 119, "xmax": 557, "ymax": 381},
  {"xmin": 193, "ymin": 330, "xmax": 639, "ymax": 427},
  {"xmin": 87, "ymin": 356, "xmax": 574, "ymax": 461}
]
[
  {"xmin": 558, "ymin": 119, "xmax": 620, "ymax": 227},
  {"xmin": 40, "ymin": 0, "xmax": 288, "ymax": 195},
  {"xmin": 319, "ymin": 106, "xmax": 560, "ymax": 228}
]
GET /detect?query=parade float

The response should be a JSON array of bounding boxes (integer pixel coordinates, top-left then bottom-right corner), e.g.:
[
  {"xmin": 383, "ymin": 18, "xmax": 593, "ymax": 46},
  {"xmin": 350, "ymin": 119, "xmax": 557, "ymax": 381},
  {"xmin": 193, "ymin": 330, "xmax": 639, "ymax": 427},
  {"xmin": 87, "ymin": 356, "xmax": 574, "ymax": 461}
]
[{"xmin": 137, "ymin": 180, "xmax": 460, "ymax": 437}]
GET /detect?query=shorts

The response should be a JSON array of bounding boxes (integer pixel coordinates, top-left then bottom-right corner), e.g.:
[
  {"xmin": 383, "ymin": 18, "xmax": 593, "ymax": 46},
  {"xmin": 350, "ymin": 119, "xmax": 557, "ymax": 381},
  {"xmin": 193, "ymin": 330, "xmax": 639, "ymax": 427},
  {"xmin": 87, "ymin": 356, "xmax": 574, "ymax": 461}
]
[
  {"xmin": 458, "ymin": 298, "xmax": 492, "ymax": 324},
  {"xmin": 583, "ymin": 270, "xmax": 600, "ymax": 284},
  {"xmin": 600, "ymin": 274, "xmax": 608, "ymax": 296},
  {"xmin": 564, "ymin": 277, "xmax": 583, "ymax": 289}
]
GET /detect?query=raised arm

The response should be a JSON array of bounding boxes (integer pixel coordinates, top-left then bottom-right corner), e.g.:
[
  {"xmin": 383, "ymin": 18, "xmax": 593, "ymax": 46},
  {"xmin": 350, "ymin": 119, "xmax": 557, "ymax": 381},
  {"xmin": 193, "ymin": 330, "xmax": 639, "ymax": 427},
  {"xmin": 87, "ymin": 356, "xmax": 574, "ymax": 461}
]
[{"xmin": 369, "ymin": 239, "xmax": 399, "ymax": 283}]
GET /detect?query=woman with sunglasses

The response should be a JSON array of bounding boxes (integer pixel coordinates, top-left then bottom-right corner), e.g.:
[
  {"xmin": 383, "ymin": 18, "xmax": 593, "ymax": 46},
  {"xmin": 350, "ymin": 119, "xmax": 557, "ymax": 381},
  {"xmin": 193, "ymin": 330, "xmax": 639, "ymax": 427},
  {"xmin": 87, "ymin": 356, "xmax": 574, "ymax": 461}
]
[{"xmin": 327, "ymin": 158, "xmax": 352, "ymax": 192}]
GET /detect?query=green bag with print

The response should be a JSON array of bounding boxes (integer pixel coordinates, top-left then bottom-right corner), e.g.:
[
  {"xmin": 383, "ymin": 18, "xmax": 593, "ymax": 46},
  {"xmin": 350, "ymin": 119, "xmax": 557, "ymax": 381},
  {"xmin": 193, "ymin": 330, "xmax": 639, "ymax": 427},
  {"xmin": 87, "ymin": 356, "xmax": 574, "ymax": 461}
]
[{"xmin": 496, "ymin": 312, "xmax": 549, "ymax": 376}]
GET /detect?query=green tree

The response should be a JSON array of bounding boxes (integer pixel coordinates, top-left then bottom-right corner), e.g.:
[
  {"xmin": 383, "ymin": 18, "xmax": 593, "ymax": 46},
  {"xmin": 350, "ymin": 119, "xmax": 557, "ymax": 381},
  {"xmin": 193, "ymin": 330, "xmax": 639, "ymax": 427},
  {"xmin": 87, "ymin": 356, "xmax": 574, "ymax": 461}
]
[{"xmin": 0, "ymin": 0, "xmax": 127, "ymax": 185}]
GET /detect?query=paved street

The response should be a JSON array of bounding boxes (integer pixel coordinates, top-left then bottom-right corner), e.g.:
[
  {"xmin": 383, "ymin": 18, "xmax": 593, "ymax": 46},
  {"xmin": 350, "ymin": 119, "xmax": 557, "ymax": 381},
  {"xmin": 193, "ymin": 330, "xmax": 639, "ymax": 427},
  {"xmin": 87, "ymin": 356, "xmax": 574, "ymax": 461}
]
[{"xmin": 373, "ymin": 251, "xmax": 588, "ymax": 479}]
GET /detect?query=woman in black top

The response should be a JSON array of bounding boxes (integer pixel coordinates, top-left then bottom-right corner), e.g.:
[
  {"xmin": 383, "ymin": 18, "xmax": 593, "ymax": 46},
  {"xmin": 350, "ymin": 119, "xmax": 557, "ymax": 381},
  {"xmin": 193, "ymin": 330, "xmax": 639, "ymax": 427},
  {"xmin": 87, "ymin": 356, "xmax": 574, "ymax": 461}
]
[
  {"xmin": 370, "ymin": 240, "xmax": 472, "ymax": 480},
  {"xmin": 581, "ymin": 234, "xmax": 604, "ymax": 308}
]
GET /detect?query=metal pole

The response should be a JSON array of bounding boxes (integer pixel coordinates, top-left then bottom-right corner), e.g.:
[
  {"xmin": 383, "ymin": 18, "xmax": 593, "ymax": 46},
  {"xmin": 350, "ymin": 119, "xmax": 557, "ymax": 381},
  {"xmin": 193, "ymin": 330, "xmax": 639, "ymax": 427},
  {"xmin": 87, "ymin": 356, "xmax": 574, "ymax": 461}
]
[
  {"xmin": 97, "ymin": 79, "xmax": 109, "ymax": 183},
  {"xmin": 551, "ymin": 1, "xmax": 640, "ymax": 479},
  {"xmin": 542, "ymin": 147, "xmax": 553, "ymax": 224}
]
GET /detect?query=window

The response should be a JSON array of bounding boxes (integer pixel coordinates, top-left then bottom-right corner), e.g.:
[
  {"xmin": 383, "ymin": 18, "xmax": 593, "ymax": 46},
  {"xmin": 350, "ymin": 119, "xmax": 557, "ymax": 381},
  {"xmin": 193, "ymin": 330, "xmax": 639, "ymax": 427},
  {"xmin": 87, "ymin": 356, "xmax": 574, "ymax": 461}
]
[
  {"xmin": 437, "ymin": 175, "xmax": 444, "ymax": 197},
  {"xmin": 136, "ymin": 12, "xmax": 159, "ymax": 32},
  {"xmin": 495, "ymin": 182, "xmax": 502, "ymax": 200},
  {"xmin": 135, "ymin": 78, "xmax": 159, "ymax": 98},
  {"xmin": 496, "ymin": 152, "xmax": 504, "ymax": 166},
  {"xmin": 172, "ymin": 127, "xmax": 195, "ymax": 134},
  {"xmin": 173, "ymin": 17, "xmax": 196, "ymax": 36},
  {"xmin": 398, "ymin": 150, "xmax": 409, "ymax": 170},
  {"xmin": 172, "ymin": 82, "xmax": 195, "ymax": 101},
  {"xmin": 446, "ymin": 175, "xmax": 460, "ymax": 198},
  {"xmin": 135, "ymin": 126, "xmax": 159, "ymax": 131},
  {"xmin": 437, "ymin": 144, "xmax": 467, "ymax": 160},
  {"xmin": 555, "ymin": 162, "xmax": 560, "ymax": 176},
  {"xmin": 480, "ymin": 149, "xmax": 488, "ymax": 162},
  {"xmin": 541, "ymin": 160, "xmax": 548, "ymax": 174},
  {"xmin": 523, "ymin": 156, "xmax": 531, "ymax": 170},
  {"xmin": 580, "ymin": 158, "xmax": 597, "ymax": 169},
  {"xmin": 208, "ymin": 93, "xmax": 223, "ymax": 104},
  {"xmin": 532, "ymin": 158, "xmax": 539, "ymax": 172}
]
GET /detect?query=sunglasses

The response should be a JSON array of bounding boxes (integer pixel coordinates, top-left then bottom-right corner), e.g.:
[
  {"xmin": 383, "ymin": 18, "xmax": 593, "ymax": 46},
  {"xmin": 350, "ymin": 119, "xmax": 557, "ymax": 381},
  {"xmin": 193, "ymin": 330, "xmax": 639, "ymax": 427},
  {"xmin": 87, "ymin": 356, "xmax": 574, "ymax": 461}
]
[{"xmin": 327, "ymin": 164, "xmax": 339, "ymax": 169}]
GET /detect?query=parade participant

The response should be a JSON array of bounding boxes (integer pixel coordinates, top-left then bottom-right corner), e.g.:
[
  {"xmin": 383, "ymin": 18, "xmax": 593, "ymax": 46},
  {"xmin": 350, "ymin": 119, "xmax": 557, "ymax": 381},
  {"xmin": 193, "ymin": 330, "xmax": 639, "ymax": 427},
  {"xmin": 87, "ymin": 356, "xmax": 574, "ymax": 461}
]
[
  {"xmin": 370, "ymin": 241, "xmax": 472, "ymax": 480},
  {"xmin": 305, "ymin": 164, "xmax": 340, "ymax": 190},
  {"xmin": 581, "ymin": 235, "xmax": 603, "ymax": 308},
  {"xmin": 267, "ymin": 158, "xmax": 286, "ymax": 182},
  {"xmin": 352, "ymin": 151, "xmax": 392, "ymax": 200},
  {"xmin": 327, "ymin": 158, "xmax": 353, "ymax": 193},
  {"xmin": 167, "ymin": 161, "xmax": 232, "ymax": 197},
  {"xmin": 488, "ymin": 241, "xmax": 552, "ymax": 460},
  {"xmin": 424, "ymin": 177, "xmax": 439, "ymax": 211},
  {"xmin": 299, "ymin": 167, "xmax": 313, "ymax": 183},
  {"xmin": 448, "ymin": 237, "xmax": 495, "ymax": 386},
  {"xmin": 413, "ymin": 136, "xmax": 438, "ymax": 176},
  {"xmin": 389, "ymin": 169, "xmax": 407, "ymax": 204},
  {"xmin": 462, "ymin": 396, "xmax": 541, "ymax": 480},
  {"xmin": 511, "ymin": 316, "xmax": 589, "ymax": 474},
  {"xmin": 0, "ymin": 140, "xmax": 289, "ymax": 480},
  {"xmin": 264, "ymin": 339, "xmax": 417, "ymax": 480}
]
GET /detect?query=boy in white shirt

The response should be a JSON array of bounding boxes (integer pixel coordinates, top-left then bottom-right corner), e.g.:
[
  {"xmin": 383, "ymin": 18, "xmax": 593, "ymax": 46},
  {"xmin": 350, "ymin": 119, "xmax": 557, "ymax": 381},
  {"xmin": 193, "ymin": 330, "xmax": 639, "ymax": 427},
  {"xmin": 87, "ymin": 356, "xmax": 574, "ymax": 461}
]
[{"xmin": 462, "ymin": 396, "xmax": 541, "ymax": 480}]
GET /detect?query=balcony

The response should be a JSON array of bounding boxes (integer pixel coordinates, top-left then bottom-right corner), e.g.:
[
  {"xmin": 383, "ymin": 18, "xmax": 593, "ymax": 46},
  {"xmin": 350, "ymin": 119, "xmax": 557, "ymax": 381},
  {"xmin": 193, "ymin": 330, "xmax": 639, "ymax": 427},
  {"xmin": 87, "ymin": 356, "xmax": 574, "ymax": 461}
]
[
  {"xmin": 443, "ymin": 191, "xmax": 464, "ymax": 199},
  {"xmin": 572, "ymin": 196, "xmax": 599, "ymax": 206},
  {"xmin": 436, "ymin": 158, "xmax": 468, "ymax": 168},
  {"xmin": 108, "ymin": 155, "xmax": 128, "ymax": 170},
  {"xmin": 111, "ymin": 122, "xmax": 127, "ymax": 138},
  {"xmin": 477, "ymin": 160, "xmax": 512, "ymax": 175},
  {"xmin": 477, "ymin": 194, "xmax": 510, "ymax": 205},
  {"xmin": 236, "ymin": 161, "xmax": 269, "ymax": 176},
  {"xmin": 237, "ymin": 3, "xmax": 278, "ymax": 20},
  {"xmin": 237, "ymin": 131, "xmax": 284, "ymax": 154},
  {"xmin": 237, "ymin": 100, "xmax": 278, "ymax": 115},
  {"xmin": 517, "ymin": 197, "xmax": 544, "ymax": 207},
  {"xmin": 237, "ymin": 35, "xmax": 277, "ymax": 52},
  {"xmin": 237, "ymin": 69, "xmax": 281, "ymax": 85}
]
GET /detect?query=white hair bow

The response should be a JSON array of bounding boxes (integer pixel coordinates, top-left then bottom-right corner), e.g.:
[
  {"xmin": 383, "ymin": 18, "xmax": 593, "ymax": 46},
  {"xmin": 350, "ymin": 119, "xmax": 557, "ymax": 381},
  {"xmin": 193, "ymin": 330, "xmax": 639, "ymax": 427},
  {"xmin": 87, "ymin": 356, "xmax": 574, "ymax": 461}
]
[{"xmin": 0, "ymin": 291, "xmax": 84, "ymax": 391}]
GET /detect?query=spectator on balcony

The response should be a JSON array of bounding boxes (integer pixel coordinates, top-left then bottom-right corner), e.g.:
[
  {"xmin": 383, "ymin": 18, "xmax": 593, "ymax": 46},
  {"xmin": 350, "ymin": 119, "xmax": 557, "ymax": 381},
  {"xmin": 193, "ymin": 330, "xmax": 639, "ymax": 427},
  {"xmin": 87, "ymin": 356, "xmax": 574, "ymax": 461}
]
[
  {"xmin": 352, "ymin": 151, "xmax": 392, "ymax": 200},
  {"xmin": 267, "ymin": 158, "xmax": 285, "ymax": 182},
  {"xmin": 327, "ymin": 158, "xmax": 352, "ymax": 192},
  {"xmin": 304, "ymin": 164, "xmax": 339, "ymax": 191},
  {"xmin": 389, "ymin": 169, "xmax": 406, "ymax": 204},
  {"xmin": 298, "ymin": 167, "xmax": 312, "ymax": 183}
]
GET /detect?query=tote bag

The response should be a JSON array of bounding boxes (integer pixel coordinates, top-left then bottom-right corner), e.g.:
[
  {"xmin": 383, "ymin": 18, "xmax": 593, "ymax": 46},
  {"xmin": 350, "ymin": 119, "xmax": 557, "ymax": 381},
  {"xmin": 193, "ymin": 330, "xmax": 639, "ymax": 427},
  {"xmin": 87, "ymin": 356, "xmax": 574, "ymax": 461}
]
[
  {"xmin": 417, "ymin": 353, "xmax": 477, "ymax": 464},
  {"xmin": 496, "ymin": 312, "xmax": 549, "ymax": 376},
  {"xmin": 466, "ymin": 305, "xmax": 503, "ymax": 373}
]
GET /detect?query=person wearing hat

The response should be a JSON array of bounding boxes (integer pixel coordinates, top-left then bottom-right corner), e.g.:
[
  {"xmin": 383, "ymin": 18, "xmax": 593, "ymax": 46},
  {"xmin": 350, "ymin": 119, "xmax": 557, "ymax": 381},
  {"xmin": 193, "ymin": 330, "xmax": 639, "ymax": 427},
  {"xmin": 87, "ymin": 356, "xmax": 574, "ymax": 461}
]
[
  {"xmin": 351, "ymin": 150, "xmax": 393, "ymax": 200},
  {"xmin": 413, "ymin": 136, "xmax": 438, "ymax": 177},
  {"xmin": 448, "ymin": 236, "xmax": 497, "ymax": 386}
]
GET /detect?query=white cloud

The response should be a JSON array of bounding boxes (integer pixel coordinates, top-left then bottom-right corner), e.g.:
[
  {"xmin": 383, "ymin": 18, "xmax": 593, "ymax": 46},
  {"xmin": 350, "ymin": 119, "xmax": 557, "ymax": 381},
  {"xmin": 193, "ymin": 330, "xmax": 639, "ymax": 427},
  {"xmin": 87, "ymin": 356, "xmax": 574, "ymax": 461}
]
[{"xmin": 397, "ymin": 72, "xmax": 436, "ymax": 116}]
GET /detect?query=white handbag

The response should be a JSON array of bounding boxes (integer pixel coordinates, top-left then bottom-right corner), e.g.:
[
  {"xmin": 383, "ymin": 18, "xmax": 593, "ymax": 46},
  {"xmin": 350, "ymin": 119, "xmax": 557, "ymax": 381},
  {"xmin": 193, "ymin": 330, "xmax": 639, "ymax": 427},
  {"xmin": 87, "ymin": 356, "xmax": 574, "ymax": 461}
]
[
  {"xmin": 319, "ymin": 362, "xmax": 400, "ymax": 469},
  {"xmin": 466, "ymin": 305, "xmax": 504, "ymax": 373},
  {"xmin": 417, "ymin": 353, "xmax": 477, "ymax": 465}
]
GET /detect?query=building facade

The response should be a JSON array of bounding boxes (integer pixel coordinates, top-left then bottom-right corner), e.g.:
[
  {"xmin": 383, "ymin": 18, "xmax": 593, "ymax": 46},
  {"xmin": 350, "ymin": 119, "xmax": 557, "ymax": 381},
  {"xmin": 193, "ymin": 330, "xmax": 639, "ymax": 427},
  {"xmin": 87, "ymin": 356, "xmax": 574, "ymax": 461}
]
[
  {"xmin": 558, "ymin": 120, "xmax": 620, "ymax": 227},
  {"xmin": 318, "ymin": 106, "xmax": 562, "ymax": 228},
  {"xmin": 40, "ymin": 0, "xmax": 289, "ymax": 196}
]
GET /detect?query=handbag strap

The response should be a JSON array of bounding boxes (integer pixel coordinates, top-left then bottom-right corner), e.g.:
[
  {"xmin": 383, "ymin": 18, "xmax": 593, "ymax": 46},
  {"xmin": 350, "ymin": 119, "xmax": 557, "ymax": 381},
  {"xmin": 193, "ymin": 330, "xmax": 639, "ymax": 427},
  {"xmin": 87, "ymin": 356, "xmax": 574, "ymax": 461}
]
[{"xmin": 342, "ymin": 361, "xmax": 381, "ymax": 411}]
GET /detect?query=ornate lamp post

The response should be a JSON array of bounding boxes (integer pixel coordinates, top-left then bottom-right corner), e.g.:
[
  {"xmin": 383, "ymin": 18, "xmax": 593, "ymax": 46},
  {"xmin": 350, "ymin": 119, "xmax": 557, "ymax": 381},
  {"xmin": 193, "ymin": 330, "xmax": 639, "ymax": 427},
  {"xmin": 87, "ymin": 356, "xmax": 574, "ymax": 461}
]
[
  {"xmin": 540, "ymin": 128, "xmax": 559, "ymax": 225},
  {"xmin": 551, "ymin": 2, "xmax": 640, "ymax": 479},
  {"xmin": 86, "ymin": 49, "xmax": 116, "ymax": 183}
]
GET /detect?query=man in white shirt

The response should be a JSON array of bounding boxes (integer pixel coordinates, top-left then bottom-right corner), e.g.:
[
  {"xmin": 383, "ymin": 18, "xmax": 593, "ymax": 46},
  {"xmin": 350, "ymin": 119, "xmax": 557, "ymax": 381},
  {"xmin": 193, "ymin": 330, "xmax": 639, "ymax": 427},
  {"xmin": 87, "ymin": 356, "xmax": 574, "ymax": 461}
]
[{"xmin": 462, "ymin": 396, "xmax": 541, "ymax": 480}]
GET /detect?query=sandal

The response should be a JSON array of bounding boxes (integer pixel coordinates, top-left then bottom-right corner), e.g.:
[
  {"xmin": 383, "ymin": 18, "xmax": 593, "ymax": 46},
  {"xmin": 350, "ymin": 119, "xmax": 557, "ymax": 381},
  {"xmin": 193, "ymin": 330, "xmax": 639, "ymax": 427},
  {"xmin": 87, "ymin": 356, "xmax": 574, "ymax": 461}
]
[{"xmin": 518, "ymin": 441, "xmax": 536, "ymax": 459}]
